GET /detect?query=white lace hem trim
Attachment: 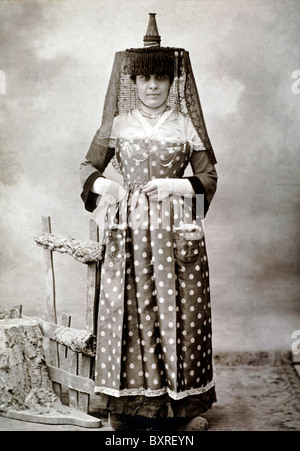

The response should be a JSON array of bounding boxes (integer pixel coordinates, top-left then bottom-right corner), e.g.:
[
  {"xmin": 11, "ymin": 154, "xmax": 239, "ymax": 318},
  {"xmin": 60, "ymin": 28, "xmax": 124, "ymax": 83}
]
[{"xmin": 94, "ymin": 378, "xmax": 215, "ymax": 401}]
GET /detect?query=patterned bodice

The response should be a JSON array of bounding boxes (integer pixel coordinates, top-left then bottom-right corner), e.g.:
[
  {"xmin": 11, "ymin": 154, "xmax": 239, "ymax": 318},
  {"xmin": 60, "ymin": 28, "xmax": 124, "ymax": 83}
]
[
  {"xmin": 109, "ymin": 108, "xmax": 205, "ymax": 187},
  {"xmin": 115, "ymin": 138, "xmax": 191, "ymax": 185}
]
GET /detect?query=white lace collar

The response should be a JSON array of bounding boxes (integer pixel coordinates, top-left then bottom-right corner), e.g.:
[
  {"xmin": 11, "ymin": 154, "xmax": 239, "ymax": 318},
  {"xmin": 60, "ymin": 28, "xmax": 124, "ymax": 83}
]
[{"xmin": 134, "ymin": 108, "xmax": 174, "ymax": 136}]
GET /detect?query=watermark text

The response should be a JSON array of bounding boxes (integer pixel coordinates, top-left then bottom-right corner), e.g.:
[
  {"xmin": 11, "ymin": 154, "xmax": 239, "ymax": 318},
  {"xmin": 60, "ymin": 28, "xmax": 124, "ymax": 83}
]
[
  {"xmin": 0, "ymin": 70, "xmax": 6, "ymax": 95},
  {"xmin": 291, "ymin": 330, "xmax": 300, "ymax": 355},
  {"xmin": 291, "ymin": 70, "xmax": 300, "ymax": 94}
]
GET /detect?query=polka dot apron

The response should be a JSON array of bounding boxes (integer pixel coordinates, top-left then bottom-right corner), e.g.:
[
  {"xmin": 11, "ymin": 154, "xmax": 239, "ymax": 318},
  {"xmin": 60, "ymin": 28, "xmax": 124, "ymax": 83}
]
[{"xmin": 94, "ymin": 111, "xmax": 215, "ymax": 409}]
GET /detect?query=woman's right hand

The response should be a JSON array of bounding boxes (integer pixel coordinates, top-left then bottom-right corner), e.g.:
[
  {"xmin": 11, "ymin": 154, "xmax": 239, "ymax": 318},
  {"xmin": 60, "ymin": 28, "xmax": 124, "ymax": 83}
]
[{"xmin": 92, "ymin": 178, "xmax": 126, "ymax": 205}]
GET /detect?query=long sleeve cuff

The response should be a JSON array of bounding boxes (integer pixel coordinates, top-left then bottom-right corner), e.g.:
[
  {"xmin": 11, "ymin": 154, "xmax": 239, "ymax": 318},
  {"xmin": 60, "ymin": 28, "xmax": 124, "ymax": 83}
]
[
  {"xmin": 184, "ymin": 175, "xmax": 209, "ymax": 218},
  {"xmin": 80, "ymin": 171, "xmax": 104, "ymax": 212}
]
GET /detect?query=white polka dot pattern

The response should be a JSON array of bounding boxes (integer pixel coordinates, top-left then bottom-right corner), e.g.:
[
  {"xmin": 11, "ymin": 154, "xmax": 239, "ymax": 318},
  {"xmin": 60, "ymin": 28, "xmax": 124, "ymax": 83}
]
[{"xmin": 94, "ymin": 137, "xmax": 214, "ymax": 400}]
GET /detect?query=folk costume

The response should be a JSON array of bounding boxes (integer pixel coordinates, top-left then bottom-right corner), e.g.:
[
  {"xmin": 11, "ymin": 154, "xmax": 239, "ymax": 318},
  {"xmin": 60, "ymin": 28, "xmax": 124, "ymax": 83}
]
[{"xmin": 80, "ymin": 14, "xmax": 218, "ymax": 424}]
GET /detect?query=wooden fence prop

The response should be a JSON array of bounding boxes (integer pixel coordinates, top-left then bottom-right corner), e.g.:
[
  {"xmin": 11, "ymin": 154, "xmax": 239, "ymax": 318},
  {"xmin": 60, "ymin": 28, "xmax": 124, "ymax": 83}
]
[{"xmin": 30, "ymin": 216, "xmax": 103, "ymax": 428}]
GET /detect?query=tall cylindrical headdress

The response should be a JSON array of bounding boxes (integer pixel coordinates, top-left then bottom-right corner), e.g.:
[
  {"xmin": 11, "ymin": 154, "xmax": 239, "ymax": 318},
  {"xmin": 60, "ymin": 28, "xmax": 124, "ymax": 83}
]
[{"xmin": 87, "ymin": 13, "xmax": 216, "ymax": 167}]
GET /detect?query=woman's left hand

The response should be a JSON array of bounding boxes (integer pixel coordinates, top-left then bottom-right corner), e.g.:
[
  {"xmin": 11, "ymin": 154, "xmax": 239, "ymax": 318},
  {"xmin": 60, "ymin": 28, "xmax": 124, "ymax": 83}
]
[
  {"xmin": 142, "ymin": 178, "xmax": 195, "ymax": 201},
  {"xmin": 141, "ymin": 179, "xmax": 173, "ymax": 201}
]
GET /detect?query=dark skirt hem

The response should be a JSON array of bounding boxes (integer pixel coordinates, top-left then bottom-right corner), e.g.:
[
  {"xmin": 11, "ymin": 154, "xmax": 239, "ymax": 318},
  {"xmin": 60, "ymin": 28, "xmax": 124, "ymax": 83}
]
[{"xmin": 97, "ymin": 386, "xmax": 216, "ymax": 419}]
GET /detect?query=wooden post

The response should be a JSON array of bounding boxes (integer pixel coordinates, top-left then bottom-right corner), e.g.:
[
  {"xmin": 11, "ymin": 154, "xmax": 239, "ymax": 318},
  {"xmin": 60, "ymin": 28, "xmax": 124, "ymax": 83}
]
[
  {"xmin": 78, "ymin": 355, "xmax": 90, "ymax": 412},
  {"xmin": 60, "ymin": 312, "xmax": 71, "ymax": 358},
  {"xmin": 42, "ymin": 216, "xmax": 61, "ymax": 400},
  {"xmin": 78, "ymin": 219, "xmax": 99, "ymax": 413},
  {"xmin": 85, "ymin": 219, "xmax": 100, "ymax": 334},
  {"xmin": 69, "ymin": 350, "xmax": 79, "ymax": 409}
]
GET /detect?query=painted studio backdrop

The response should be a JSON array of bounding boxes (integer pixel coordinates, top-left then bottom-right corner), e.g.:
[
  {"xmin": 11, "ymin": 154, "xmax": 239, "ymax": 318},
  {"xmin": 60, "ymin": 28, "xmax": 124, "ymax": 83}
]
[{"xmin": 0, "ymin": 0, "xmax": 299, "ymax": 353}]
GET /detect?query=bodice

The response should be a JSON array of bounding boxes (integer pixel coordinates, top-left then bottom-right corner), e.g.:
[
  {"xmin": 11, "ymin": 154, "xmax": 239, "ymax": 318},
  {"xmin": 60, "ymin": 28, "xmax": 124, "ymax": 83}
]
[{"xmin": 115, "ymin": 137, "xmax": 191, "ymax": 185}]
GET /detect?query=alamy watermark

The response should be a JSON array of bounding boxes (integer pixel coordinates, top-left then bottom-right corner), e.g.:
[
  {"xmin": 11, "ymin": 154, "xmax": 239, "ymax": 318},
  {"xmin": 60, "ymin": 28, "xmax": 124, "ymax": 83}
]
[
  {"xmin": 96, "ymin": 192, "xmax": 205, "ymax": 234},
  {"xmin": 291, "ymin": 70, "xmax": 300, "ymax": 94},
  {"xmin": 291, "ymin": 330, "xmax": 300, "ymax": 355},
  {"xmin": 0, "ymin": 70, "xmax": 6, "ymax": 95}
]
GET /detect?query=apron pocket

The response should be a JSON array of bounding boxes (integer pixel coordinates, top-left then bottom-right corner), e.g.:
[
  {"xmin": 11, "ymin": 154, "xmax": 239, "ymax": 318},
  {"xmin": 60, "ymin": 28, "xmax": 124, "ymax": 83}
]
[
  {"xmin": 174, "ymin": 225, "xmax": 203, "ymax": 263},
  {"xmin": 107, "ymin": 227, "xmax": 125, "ymax": 262}
]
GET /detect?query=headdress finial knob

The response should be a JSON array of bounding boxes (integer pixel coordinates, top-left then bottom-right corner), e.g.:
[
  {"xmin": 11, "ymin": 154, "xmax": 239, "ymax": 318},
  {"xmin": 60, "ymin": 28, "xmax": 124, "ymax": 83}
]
[{"xmin": 143, "ymin": 13, "xmax": 161, "ymax": 47}]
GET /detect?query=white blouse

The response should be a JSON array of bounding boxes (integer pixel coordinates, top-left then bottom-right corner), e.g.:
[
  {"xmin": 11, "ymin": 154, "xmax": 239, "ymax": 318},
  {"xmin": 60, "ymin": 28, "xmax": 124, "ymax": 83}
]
[{"xmin": 109, "ymin": 108, "xmax": 205, "ymax": 151}]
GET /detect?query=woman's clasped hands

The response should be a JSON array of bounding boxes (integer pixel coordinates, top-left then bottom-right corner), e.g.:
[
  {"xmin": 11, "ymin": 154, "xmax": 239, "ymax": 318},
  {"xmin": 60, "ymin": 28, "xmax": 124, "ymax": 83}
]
[{"xmin": 141, "ymin": 178, "xmax": 194, "ymax": 201}]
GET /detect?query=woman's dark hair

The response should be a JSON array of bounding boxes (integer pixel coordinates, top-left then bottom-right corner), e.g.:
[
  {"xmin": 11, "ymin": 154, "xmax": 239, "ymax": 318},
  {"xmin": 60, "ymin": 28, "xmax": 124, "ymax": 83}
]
[{"xmin": 130, "ymin": 74, "xmax": 174, "ymax": 85}]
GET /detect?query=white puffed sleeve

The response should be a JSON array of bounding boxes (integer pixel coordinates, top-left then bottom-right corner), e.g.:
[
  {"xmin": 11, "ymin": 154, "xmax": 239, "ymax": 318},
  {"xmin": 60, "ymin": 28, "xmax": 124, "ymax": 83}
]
[
  {"xmin": 108, "ymin": 114, "xmax": 121, "ymax": 148},
  {"xmin": 185, "ymin": 115, "xmax": 206, "ymax": 151}
]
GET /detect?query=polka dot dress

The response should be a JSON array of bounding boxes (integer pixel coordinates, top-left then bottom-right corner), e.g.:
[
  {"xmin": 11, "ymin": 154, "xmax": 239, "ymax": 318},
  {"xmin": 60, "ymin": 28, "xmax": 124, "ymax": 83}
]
[{"xmin": 94, "ymin": 111, "xmax": 215, "ymax": 410}]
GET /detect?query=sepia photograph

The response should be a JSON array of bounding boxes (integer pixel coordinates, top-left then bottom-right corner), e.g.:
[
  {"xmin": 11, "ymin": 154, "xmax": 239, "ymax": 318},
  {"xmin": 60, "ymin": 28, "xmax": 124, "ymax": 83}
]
[{"xmin": 0, "ymin": 0, "xmax": 299, "ymax": 435}]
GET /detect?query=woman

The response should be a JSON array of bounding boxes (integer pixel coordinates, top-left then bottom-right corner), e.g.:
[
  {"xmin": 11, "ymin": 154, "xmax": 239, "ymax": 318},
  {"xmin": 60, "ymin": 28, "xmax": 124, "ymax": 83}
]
[{"xmin": 80, "ymin": 14, "xmax": 218, "ymax": 431}]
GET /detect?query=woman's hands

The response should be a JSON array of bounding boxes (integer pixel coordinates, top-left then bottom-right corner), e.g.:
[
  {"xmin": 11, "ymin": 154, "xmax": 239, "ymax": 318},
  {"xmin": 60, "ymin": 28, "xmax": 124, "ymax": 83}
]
[
  {"xmin": 92, "ymin": 178, "xmax": 126, "ymax": 205},
  {"xmin": 92, "ymin": 177, "xmax": 194, "ymax": 204},
  {"xmin": 141, "ymin": 178, "xmax": 194, "ymax": 201}
]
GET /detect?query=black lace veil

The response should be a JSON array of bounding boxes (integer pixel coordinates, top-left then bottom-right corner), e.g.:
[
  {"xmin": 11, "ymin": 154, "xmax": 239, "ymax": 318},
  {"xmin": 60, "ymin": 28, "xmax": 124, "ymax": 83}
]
[{"xmin": 85, "ymin": 16, "xmax": 216, "ymax": 177}]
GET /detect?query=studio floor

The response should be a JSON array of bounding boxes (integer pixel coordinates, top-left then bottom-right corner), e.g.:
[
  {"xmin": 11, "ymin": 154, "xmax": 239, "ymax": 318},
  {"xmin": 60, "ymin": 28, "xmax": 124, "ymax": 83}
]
[{"xmin": 1, "ymin": 351, "xmax": 299, "ymax": 432}]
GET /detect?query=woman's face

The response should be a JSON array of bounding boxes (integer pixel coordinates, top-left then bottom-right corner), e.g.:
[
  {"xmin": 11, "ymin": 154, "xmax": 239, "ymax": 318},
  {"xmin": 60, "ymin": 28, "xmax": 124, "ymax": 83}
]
[{"xmin": 135, "ymin": 74, "xmax": 171, "ymax": 110}]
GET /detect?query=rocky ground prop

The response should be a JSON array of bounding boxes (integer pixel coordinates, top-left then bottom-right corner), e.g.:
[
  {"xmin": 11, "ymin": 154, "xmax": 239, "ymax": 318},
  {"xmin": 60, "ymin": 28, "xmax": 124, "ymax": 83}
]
[{"xmin": 0, "ymin": 312, "xmax": 100, "ymax": 428}]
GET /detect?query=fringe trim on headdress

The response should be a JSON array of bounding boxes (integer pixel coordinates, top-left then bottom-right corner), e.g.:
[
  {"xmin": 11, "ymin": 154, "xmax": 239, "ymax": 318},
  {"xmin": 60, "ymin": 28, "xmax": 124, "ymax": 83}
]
[{"xmin": 124, "ymin": 47, "xmax": 186, "ymax": 77}]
